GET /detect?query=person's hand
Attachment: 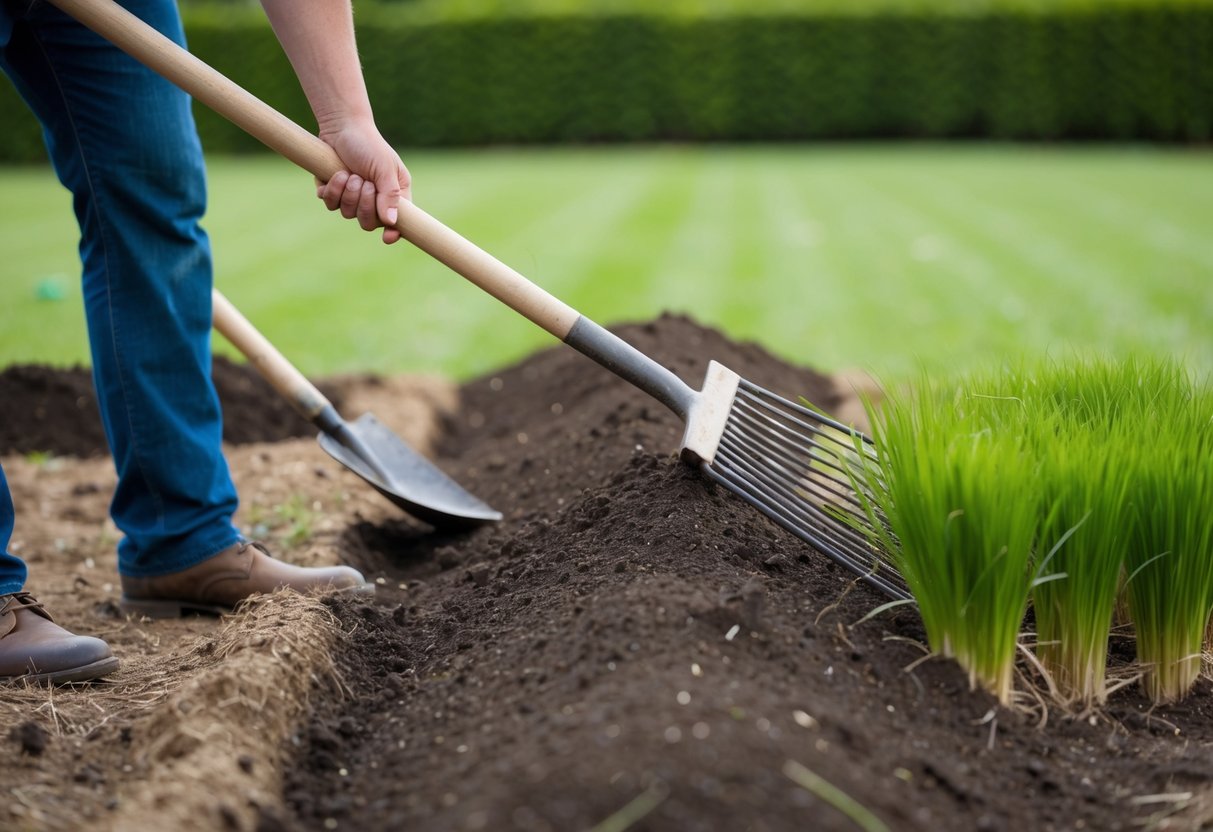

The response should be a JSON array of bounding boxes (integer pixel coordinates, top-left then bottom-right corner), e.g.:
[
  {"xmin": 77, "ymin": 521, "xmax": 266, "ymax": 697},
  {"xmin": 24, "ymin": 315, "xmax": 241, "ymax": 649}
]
[{"xmin": 316, "ymin": 117, "xmax": 411, "ymax": 244}]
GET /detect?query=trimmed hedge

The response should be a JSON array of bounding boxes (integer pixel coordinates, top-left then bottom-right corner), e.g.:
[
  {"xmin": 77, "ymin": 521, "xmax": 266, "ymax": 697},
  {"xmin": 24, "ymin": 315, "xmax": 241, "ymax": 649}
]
[{"xmin": 1, "ymin": 0, "xmax": 1210, "ymax": 162}]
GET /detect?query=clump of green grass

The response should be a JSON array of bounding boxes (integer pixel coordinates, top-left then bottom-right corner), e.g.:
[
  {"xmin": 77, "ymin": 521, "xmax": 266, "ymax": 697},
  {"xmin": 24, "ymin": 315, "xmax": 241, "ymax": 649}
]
[
  {"xmin": 1119, "ymin": 367, "xmax": 1213, "ymax": 703},
  {"xmin": 850, "ymin": 356, "xmax": 1213, "ymax": 707},
  {"xmin": 1019, "ymin": 359, "xmax": 1141, "ymax": 707},
  {"xmin": 1030, "ymin": 435, "xmax": 1132, "ymax": 707},
  {"xmin": 852, "ymin": 371, "xmax": 1041, "ymax": 706}
]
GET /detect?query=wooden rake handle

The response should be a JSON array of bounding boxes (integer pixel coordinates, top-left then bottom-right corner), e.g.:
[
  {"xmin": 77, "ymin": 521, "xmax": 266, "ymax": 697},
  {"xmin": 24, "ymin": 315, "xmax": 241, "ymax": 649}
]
[{"xmin": 47, "ymin": 0, "xmax": 580, "ymax": 341}]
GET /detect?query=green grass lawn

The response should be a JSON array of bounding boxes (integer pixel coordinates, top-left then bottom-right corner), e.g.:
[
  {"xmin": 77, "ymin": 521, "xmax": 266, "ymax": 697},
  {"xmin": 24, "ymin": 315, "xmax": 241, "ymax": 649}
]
[{"xmin": 2, "ymin": 144, "xmax": 1210, "ymax": 385}]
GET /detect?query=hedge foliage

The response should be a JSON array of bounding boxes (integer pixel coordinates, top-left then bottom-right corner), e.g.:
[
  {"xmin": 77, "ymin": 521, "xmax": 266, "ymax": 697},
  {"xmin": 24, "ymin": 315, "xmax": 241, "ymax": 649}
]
[{"xmin": 2, "ymin": 0, "xmax": 1210, "ymax": 162}]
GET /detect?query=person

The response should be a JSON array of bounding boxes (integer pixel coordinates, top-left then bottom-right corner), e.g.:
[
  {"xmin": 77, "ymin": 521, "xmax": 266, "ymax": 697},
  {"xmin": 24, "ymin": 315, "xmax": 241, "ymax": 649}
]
[{"xmin": 0, "ymin": 0, "xmax": 410, "ymax": 684}]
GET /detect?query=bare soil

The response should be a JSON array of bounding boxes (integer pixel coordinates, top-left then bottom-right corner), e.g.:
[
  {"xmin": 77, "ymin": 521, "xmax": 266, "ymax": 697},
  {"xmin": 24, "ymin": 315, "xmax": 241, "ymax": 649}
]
[{"xmin": 2, "ymin": 315, "xmax": 1212, "ymax": 832}]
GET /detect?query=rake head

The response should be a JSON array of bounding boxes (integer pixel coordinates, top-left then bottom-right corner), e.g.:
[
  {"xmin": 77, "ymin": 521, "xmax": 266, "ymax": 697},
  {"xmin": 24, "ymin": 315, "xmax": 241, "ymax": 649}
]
[{"xmin": 684, "ymin": 364, "xmax": 910, "ymax": 602}]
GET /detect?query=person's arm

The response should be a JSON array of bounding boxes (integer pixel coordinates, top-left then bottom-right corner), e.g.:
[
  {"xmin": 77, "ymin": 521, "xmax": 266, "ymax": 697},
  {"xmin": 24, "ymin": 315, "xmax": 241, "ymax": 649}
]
[{"xmin": 260, "ymin": 0, "xmax": 409, "ymax": 244}]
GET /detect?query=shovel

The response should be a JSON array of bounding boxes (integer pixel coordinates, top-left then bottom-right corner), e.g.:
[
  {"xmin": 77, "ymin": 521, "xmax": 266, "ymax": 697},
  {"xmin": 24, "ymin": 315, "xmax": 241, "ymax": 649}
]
[
  {"xmin": 211, "ymin": 289, "xmax": 501, "ymax": 528},
  {"xmin": 54, "ymin": 0, "xmax": 907, "ymax": 601}
]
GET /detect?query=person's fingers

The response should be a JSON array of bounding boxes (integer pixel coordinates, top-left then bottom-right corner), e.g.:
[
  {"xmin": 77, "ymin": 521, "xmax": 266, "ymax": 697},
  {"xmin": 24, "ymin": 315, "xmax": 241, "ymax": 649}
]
[
  {"xmin": 339, "ymin": 174, "xmax": 363, "ymax": 219},
  {"xmin": 317, "ymin": 134, "xmax": 410, "ymax": 244},
  {"xmin": 375, "ymin": 188, "xmax": 398, "ymax": 232},
  {"xmin": 374, "ymin": 161, "xmax": 409, "ymax": 229},
  {"xmin": 357, "ymin": 179, "xmax": 378, "ymax": 231},
  {"xmin": 372, "ymin": 160, "xmax": 410, "ymax": 245},
  {"xmin": 319, "ymin": 171, "xmax": 350, "ymax": 212}
]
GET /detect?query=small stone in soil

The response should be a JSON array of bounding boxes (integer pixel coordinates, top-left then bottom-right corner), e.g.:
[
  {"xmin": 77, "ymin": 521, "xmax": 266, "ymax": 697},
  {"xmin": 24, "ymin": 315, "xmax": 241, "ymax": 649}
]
[{"xmin": 11, "ymin": 721, "xmax": 48, "ymax": 756}]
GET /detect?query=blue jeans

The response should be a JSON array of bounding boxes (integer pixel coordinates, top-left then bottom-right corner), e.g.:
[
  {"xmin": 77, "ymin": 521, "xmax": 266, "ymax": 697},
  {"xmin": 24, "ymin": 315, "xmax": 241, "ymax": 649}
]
[{"xmin": 0, "ymin": 0, "xmax": 241, "ymax": 593}]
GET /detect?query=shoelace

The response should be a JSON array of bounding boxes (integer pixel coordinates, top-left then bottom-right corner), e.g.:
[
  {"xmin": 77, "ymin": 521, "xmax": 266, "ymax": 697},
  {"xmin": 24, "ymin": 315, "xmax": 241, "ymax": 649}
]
[{"xmin": 0, "ymin": 592, "xmax": 47, "ymax": 618}]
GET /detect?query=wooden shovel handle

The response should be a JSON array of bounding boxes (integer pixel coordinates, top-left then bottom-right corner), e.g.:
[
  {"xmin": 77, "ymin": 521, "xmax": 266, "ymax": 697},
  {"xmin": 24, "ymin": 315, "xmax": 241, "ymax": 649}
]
[
  {"xmin": 211, "ymin": 289, "xmax": 331, "ymax": 421},
  {"xmin": 47, "ymin": 0, "xmax": 580, "ymax": 341}
]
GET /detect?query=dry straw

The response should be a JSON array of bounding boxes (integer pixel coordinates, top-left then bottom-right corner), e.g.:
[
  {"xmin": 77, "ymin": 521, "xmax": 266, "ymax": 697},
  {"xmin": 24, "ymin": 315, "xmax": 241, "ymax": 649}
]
[{"xmin": 0, "ymin": 591, "xmax": 344, "ymax": 831}]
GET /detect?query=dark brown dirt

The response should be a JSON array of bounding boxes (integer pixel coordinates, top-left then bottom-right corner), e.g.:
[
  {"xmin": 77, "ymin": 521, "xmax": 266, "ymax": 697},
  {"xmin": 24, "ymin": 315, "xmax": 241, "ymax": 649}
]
[
  {"xmin": 0, "ymin": 356, "xmax": 339, "ymax": 457},
  {"xmin": 272, "ymin": 315, "xmax": 1212, "ymax": 832},
  {"xmin": 3, "ymin": 313, "xmax": 1211, "ymax": 831}
]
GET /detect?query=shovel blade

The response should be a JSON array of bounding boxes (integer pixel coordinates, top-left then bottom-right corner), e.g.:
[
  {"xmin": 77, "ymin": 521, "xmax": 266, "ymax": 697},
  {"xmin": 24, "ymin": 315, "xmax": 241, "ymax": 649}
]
[{"xmin": 316, "ymin": 412, "xmax": 501, "ymax": 528}]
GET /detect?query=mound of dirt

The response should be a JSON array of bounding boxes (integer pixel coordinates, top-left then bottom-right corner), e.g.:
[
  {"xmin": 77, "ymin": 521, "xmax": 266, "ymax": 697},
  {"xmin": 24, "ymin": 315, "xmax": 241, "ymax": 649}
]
[
  {"xmin": 274, "ymin": 315, "xmax": 1213, "ymax": 832},
  {"xmin": 0, "ymin": 357, "xmax": 342, "ymax": 457}
]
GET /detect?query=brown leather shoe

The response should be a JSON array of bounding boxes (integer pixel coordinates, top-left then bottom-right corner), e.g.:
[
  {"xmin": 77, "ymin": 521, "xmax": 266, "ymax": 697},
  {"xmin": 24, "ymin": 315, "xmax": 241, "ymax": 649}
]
[
  {"xmin": 119, "ymin": 541, "xmax": 373, "ymax": 618},
  {"xmin": 0, "ymin": 593, "xmax": 119, "ymax": 684}
]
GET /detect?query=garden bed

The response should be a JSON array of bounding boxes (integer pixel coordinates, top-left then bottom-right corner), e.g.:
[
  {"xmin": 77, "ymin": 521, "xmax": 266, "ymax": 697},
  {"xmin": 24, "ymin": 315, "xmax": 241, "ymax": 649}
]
[{"xmin": 2, "ymin": 315, "xmax": 1211, "ymax": 831}]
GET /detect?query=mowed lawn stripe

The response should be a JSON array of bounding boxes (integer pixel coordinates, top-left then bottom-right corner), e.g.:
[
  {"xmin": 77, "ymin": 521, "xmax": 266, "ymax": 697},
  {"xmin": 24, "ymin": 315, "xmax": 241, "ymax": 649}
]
[
  {"xmin": 1013, "ymin": 174, "xmax": 1213, "ymax": 336},
  {"xmin": 723, "ymin": 155, "xmax": 788, "ymax": 337},
  {"xmin": 780, "ymin": 161, "xmax": 943, "ymax": 375},
  {"xmin": 905, "ymin": 165, "xmax": 1208, "ymax": 364},
  {"xmin": 1036, "ymin": 175, "xmax": 1213, "ymax": 278},
  {"xmin": 644, "ymin": 152, "xmax": 741, "ymax": 326},
  {"xmin": 830, "ymin": 171, "xmax": 1018, "ymax": 375},
  {"xmin": 904, "ymin": 172, "xmax": 1142, "ymax": 348},
  {"xmin": 752, "ymin": 158, "xmax": 899, "ymax": 372},
  {"xmin": 3, "ymin": 146, "xmax": 1210, "ymax": 380},
  {"xmin": 879, "ymin": 163, "xmax": 1182, "ymax": 361}
]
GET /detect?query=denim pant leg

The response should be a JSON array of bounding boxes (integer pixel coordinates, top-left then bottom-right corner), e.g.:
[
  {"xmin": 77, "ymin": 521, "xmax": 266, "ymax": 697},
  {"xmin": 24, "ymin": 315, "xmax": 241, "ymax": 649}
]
[
  {"xmin": 0, "ymin": 0, "xmax": 241, "ymax": 578},
  {"xmin": 0, "ymin": 466, "xmax": 25, "ymax": 594}
]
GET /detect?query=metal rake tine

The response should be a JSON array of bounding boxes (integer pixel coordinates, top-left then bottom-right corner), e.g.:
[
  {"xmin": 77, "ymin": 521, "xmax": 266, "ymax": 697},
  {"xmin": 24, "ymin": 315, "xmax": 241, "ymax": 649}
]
[
  {"xmin": 736, "ymin": 379, "xmax": 879, "ymax": 449},
  {"xmin": 725, "ymin": 406, "xmax": 873, "ymax": 516},
  {"xmin": 726, "ymin": 386, "xmax": 891, "ymax": 521},
  {"xmin": 714, "ymin": 434, "xmax": 890, "ymax": 563},
  {"xmin": 709, "ymin": 430, "xmax": 910, "ymax": 600},
  {"xmin": 732, "ymin": 385, "xmax": 884, "ymax": 481},
  {"xmin": 705, "ymin": 459, "xmax": 912, "ymax": 601},
  {"xmin": 715, "ymin": 432, "xmax": 876, "ymax": 548}
]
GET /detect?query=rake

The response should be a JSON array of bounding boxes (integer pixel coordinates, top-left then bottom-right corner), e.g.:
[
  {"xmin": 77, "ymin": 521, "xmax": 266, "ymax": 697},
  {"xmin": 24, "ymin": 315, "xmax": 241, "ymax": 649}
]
[{"xmin": 52, "ymin": 0, "xmax": 910, "ymax": 602}]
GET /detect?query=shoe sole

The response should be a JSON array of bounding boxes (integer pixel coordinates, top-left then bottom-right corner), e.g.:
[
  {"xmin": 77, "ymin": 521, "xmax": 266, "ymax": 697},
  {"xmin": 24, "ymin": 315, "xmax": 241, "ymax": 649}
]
[
  {"xmin": 0, "ymin": 656, "xmax": 121, "ymax": 686},
  {"xmin": 119, "ymin": 597, "xmax": 229, "ymax": 619},
  {"xmin": 120, "ymin": 583, "xmax": 376, "ymax": 619}
]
